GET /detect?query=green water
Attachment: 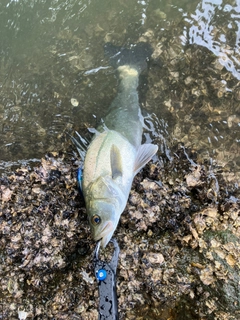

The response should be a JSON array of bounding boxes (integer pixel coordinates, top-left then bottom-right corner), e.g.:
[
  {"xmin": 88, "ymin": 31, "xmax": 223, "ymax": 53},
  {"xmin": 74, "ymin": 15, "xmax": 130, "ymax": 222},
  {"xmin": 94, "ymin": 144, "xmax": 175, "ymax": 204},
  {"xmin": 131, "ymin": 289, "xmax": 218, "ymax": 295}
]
[
  {"xmin": 1, "ymin": 0, "xmax": 239, "ymax": 176},
  {"xmin": 0, "ymin": 1, "xmax": 240, "ymax": 319}
]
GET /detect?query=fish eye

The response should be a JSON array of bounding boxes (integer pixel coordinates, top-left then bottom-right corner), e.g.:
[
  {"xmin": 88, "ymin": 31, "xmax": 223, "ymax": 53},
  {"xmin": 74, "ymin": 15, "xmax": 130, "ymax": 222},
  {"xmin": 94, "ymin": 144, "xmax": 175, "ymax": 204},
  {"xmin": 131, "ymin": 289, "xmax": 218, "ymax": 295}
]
[{"xmin": 91, "ymin": 215, "xmax": 101, "ymax": 225}]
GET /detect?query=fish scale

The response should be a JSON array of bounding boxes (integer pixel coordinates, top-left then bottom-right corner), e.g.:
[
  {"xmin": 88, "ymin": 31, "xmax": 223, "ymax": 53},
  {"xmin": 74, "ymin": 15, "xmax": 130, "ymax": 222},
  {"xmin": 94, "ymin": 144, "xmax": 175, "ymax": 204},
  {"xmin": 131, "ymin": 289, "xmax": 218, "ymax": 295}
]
[{"xmin": 72, "ymin": 43, "xmax": 158, "ymax": 247}]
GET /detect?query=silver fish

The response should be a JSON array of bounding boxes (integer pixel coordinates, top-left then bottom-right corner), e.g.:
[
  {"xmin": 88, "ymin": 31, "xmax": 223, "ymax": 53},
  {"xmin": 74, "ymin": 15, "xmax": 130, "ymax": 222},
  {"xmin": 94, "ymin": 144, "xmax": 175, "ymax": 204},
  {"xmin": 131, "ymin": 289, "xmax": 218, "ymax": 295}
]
[{"xmin": 73, "ymin": 44, "xmax": 158, "ymax": 247}]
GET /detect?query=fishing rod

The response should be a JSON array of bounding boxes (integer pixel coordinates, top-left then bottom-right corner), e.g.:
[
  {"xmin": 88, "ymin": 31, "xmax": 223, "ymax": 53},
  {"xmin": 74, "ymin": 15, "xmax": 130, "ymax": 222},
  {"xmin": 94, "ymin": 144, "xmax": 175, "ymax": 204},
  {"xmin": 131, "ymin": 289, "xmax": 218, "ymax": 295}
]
[{"xmin": 93, "ymin": 238, "xmax": 120, "ymax": 320}]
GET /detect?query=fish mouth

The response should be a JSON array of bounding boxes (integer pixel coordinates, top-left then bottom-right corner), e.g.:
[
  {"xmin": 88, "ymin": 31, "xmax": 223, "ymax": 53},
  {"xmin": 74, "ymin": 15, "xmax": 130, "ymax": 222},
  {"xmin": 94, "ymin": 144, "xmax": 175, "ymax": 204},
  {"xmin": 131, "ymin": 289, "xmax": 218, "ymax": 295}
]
[{"xmin": 93, "ymin": 220, "xmax": 114, "ymax": 247}]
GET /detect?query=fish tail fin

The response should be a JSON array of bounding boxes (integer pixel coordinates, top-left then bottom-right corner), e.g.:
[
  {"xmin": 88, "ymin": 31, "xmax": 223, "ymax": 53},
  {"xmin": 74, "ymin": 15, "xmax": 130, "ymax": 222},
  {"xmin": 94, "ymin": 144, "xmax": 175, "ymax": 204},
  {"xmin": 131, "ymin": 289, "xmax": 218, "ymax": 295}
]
[{"xmin": 104, "ymin": 42, "xmax": 153, "ymax": 73}]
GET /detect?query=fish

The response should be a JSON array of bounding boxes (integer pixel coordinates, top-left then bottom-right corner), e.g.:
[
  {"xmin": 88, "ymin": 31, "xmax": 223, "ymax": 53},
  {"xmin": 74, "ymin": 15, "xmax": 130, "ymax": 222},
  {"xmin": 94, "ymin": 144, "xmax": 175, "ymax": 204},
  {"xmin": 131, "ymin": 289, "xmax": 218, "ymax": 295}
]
[{"xmin": 72, "ymin": 42, "xmax": 158, "ymax": 247}]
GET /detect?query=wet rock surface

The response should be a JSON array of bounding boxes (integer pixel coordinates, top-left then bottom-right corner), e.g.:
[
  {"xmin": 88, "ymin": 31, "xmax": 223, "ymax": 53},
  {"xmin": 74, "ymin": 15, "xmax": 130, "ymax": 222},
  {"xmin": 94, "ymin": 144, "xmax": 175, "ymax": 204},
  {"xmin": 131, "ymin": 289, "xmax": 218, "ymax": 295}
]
[
  {"xmin": 0, "ymin": 149, "xmax": 239, "ymax": 319},
  {"xmin": 1, "ymin": 1, "xmax": 240, "ymax": 319}
]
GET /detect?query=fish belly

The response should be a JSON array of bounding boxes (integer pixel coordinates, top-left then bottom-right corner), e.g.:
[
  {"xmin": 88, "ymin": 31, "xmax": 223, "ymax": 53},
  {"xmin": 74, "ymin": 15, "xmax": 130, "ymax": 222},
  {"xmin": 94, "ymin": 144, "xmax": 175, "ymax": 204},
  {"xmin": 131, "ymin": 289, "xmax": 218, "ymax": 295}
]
[{"xmin": 83, "ymin": 130, "xmax": 136, "ymax": 194}]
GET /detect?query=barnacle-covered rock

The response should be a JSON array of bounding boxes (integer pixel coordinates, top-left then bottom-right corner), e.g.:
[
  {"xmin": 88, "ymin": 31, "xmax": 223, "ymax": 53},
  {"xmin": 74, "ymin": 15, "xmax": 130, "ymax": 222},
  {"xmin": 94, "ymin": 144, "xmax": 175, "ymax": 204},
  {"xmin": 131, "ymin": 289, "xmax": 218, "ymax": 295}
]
[{"xmin": 0, "ymin": 1, "xmax": 240, "ymax": 318}]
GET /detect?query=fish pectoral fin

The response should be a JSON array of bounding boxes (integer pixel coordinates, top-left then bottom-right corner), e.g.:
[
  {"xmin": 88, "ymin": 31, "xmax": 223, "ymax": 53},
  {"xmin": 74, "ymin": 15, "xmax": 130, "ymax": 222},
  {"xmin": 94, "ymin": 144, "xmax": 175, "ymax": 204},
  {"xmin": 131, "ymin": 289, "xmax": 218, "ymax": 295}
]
[
  {"xmin": 134, "ymin": 144, "xmax": 158, "ymax": 175},
  {"xmin": 110, "ymin": 144, "xmax": 123, "ymax": 179}
]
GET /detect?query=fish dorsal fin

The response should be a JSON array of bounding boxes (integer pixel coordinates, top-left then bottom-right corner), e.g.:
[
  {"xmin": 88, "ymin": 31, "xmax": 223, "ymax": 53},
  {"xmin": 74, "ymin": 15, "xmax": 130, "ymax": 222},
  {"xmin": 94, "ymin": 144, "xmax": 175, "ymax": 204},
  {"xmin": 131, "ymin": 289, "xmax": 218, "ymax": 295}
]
[
  {"xmin": 134, "ymin": 144, "xmax": 158, "ymax": 175},
  {"xmin": 70, "ymin": 131, "xmax": 89, "ymax": 161},
  {"xmin": 110, "ymin": 144, "xmax": 123, "ymax": 179},
  {"xmin": 88, "ymin": 127, "xmax": 100, "ymax": 135}
]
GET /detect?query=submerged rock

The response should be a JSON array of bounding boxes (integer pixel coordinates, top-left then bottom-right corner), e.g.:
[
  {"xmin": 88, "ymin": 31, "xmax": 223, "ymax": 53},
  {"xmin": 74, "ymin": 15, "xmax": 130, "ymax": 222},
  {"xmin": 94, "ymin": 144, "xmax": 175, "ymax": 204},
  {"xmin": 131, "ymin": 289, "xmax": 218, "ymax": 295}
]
[{"xmin": 0, "ymin": 147, "xmax": 239, "ymax": 319}]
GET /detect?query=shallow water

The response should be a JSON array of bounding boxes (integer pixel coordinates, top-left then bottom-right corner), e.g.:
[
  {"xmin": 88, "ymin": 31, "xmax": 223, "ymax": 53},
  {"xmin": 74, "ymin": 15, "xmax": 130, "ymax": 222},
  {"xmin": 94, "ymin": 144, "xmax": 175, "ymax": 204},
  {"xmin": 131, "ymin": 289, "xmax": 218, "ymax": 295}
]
[
  {"xmin": 0, "ymin": 0, "xmax": 240, "ymax": 317},
  {"xmin": 0, "ymin": 0, "xmax": 239, "ymax": 178}
]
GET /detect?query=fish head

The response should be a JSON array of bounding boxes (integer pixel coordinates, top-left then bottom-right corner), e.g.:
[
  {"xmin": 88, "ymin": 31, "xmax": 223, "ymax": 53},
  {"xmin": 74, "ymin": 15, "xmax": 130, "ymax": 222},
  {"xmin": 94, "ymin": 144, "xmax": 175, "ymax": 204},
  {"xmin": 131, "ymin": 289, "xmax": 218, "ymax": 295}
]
[
  {"xmin": 85, "ymin": 176, "xmax": 126, "ymax": 248},
  {"xmin": 88, "ymin": 199, "xmax": 119, "ymax": 248}
]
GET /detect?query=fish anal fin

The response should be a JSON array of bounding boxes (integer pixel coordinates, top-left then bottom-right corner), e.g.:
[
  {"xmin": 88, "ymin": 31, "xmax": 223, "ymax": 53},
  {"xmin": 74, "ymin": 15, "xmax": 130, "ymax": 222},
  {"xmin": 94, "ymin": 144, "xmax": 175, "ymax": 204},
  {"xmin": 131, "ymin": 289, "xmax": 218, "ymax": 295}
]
[
  {"xmin": 134, "ymin": 144, "xmax": 158, "ymax": 175},
  {"xmin": 110, "ymin": 145, "xmax": 123, "ymax": 179}
]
